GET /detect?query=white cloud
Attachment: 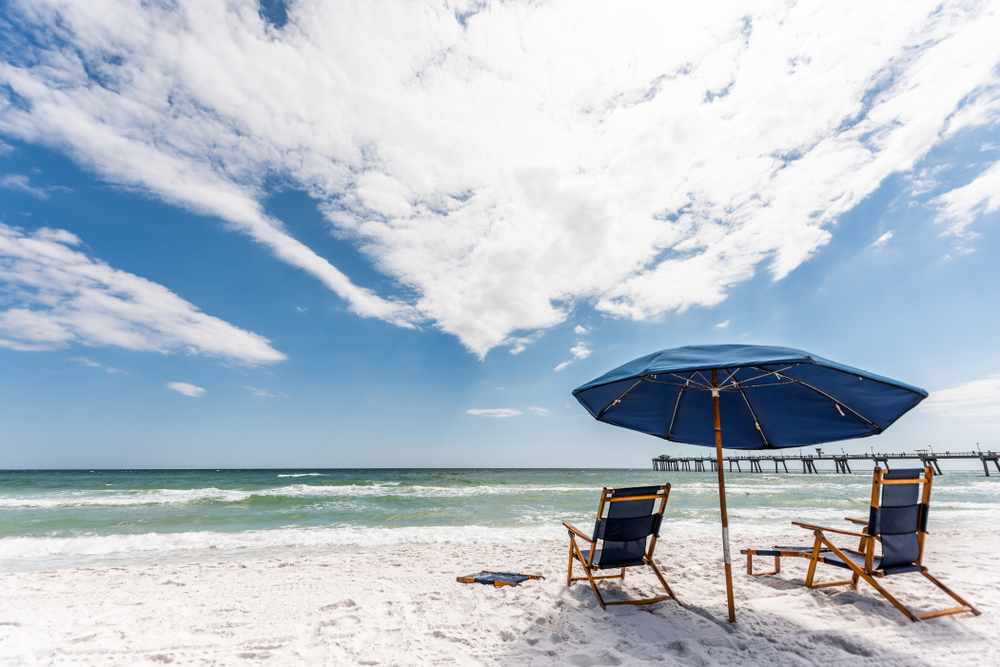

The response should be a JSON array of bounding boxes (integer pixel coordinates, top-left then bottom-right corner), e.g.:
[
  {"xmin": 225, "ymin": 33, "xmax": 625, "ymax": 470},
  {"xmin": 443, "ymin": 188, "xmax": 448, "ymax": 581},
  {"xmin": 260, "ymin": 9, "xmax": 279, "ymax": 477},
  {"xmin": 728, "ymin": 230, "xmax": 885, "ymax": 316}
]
[
  {"xmin": 244, "ymin": 386, "xmax": 289, "ymax": 398},
  {"xmin": 574, "ymin": 325, "xmax": 588, "ymax": 335},
  {"xmin": 167, "ymin": 381, "xmax": 206, "ymax": 397},
  {"xmin": 870, "ymin": 231, "xmax": 893, "ymax": 250},
  {"xmin": 0, "ymin": 224, "xmax": 285, "ymax": 363},
  {"xmin": 466, "ymin": 408, "xmax": 521, "ymax": 417},
  {"xmin": 0, "ymin": 174, "xmax": 51, "ymax": 199},
  {"xmin": 69, "ymin": 356, "xmax": 128, "ymax": 374},
  {"xmin": 932, "ymin": 161, "xmax": 1000, "ymax": 236},
  {"xmin": 555, "ymin": 341, "xmax": 592, "ymax": 371},
  {"xmin": 3, "ymin": 1, "xmax": 1000, "ymax": 356},
  {"xmin": 714, "ymin": 320, "xmax": 730, "ymax": 329},
  {"xmin": 505, "ymin": 332, "xmax": 543, "ymax": 355},
  {"xmin": 529, "ymin": 406, "xmax": 552, "ymax": 416},
  {"xmin": 921, "ymin": 375, "xmax": 1000, "ymax": 419}
]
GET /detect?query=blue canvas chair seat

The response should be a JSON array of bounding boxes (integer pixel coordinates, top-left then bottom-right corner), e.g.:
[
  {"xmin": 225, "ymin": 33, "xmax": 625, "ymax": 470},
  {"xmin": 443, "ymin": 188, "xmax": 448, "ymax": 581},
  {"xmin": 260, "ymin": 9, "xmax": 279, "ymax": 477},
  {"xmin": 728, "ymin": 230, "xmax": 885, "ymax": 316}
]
[
  {"xmin": 749, "ymin": 547, "xmax": 923, "ymax": 575},
  {"xmin": 580, "ymin": 548, "xmax": 647, "ymax": 570},
  {"xmin": 563, "ymin": 485, "xmax": 676, "ymax": 609},
  {"xmin": 740, "ymin": 467, "xmax": 979, "ymax": 622}
]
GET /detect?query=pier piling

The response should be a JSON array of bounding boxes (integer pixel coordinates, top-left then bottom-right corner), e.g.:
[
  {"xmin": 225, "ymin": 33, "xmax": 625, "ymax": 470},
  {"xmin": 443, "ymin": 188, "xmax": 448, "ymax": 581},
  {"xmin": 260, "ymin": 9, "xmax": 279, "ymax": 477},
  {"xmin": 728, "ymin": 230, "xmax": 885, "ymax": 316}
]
[{"xmin": 653, "ymin": 449, "xmax": 998, "ymax": 475}]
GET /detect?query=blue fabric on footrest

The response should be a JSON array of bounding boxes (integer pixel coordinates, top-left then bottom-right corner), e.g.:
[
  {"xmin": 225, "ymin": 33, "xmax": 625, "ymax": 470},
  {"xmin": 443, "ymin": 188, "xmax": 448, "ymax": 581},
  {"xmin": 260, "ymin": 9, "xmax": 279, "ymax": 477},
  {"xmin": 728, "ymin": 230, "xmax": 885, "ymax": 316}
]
[{"xmin": 468, "ymin": 572, "xmax": 529, "ymax": 586}]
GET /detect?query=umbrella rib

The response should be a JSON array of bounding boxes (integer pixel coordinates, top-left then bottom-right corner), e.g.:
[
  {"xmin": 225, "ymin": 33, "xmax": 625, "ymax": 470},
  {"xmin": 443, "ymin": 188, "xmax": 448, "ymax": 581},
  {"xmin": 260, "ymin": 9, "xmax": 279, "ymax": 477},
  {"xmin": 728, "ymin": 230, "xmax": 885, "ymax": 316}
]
[
  {"xmin": 768, "ymin": 372, "xmax": 883, "ymax": 433},
  {"xmin": 730, "ymin": 379, "xmax": 796, "ymax": 389},
  {"xmin": 669, "ymin": 373, "xmax": 712, "ymax": 389},
  {"xmin": 736, "ymin": 364, "xmax": 799, "ymax": 385},
  {"xmin": 734, "ymin": 383, "xmax": 771, "ymax": 448},
  {"xmin": 595, "ymin": 378, "xmax": 644, "ymax": 420},
  {"xmin": 719, "ymin": 368, "xmax": 741, "ymax": 390},
  {"xmin": 642, "ymin": 377, "xmax": 698, "ymax": 388},
  {"xmin": 666, "ymin": 375, "xmax": 691, "ymax": 439}
]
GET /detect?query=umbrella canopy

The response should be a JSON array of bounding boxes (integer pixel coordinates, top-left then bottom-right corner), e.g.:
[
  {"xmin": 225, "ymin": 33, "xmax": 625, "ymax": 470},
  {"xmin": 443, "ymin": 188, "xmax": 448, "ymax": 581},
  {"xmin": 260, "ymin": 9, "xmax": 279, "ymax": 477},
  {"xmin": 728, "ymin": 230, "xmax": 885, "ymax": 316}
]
[
  {"xmin": 573, "ymin": 344, "xmax": 927, "ymax": 623},
  {"xmin": 574, "ymin": 344, "xmax": 927, "ymax": 449}
]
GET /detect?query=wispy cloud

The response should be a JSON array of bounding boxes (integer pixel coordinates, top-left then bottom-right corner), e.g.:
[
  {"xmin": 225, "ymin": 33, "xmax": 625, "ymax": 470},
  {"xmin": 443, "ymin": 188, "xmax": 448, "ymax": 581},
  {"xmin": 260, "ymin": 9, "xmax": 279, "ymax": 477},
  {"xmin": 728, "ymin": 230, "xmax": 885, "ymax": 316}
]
[
  {"xmin": 932, "ymin": 161, "xmax": 1000, "ymax": 237},
  {"xmin": 69, "ymin": 356, "xmax": 129, "ymax": 374},
  {"xmin": 505, "ymin": 333, "xmax": 543, "ymax": 355},
  {"xmin": 466, "ymin": 408, "xmax": 521, "ymax": 418},
  {"xmin": 529, "ymin": 407, "xmax": 552, "ymax": 416},
  {"xmin": 244, "ymin": 386, "xmax": 290, "ymax": 398},
  {"xmin": 921, "ymin": 375, "xmax": 1000, "ymax": 419},
  {"xmin": 574, "ymin": 325, "xmax": 589, "ymax": 335},
  {"xmin": 3, "ymin": 1, "xmax": 999, "ymax": 356},
  {"xmin": 555, "ymin": 341, "xmax": 592, "ymax": 371},
  {"xmin": 0, "ymin": 174, "xmax": 53, "ymax": 199},
  {"xmin": 870, "ymin": 232, "xmax": 893, "ymax": 250},
  {"xmin": 167, "ymin": 382, "xmax": 206, "ymax": 398},
  {"xmin": 0, "ymin": 224, "xmax": 285, "ymax": 363},
  {"xmin": 714, "ymin": 320, "xmax": 730, "ymax": 329}
]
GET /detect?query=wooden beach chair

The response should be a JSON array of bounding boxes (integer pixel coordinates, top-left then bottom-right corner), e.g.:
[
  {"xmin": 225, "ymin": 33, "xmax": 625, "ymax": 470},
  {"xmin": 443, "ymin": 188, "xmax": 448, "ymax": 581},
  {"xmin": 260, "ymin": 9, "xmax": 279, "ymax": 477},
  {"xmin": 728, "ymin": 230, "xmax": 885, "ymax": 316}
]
[
  {"xmin": 740, "ymin": 467, "xmax": 980, "ymax": 622},
  {"xmin": 563, "ymin": 484, "xmax": 677, "ymax": 609}
]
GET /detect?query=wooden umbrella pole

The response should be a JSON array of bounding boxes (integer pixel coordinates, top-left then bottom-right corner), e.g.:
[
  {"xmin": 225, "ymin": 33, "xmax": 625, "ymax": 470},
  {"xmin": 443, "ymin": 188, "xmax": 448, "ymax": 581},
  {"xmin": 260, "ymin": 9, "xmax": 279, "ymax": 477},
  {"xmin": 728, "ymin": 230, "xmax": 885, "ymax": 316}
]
[{"xmin": 712, "ymin": 369, "xmax": 737, "ymax": 623}]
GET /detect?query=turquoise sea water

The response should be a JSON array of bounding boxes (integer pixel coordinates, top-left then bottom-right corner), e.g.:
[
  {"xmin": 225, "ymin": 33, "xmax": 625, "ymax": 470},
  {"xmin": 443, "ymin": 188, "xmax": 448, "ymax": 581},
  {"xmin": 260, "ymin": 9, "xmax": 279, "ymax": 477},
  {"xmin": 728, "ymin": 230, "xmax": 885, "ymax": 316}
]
[{"xmin": 1, "ymin": 468, "xmax": 997, "ymax": 573}]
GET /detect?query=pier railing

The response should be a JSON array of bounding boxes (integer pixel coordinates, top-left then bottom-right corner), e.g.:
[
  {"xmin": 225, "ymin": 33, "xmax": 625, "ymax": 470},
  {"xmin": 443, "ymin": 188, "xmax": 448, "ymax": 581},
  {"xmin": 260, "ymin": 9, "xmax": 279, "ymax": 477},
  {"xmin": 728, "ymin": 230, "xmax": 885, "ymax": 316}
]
[{"xmin": 652, "ymin": 450, "xmax": 1000, "ymax": 476}]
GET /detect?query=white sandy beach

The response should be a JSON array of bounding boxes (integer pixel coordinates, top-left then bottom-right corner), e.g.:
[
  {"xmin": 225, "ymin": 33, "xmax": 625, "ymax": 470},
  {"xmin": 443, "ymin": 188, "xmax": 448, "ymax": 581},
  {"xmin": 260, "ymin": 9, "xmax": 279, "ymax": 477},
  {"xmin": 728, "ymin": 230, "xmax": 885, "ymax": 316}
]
[{"xmin": 2, "ymin": 528, "xmax": 998, "ymax": 667}]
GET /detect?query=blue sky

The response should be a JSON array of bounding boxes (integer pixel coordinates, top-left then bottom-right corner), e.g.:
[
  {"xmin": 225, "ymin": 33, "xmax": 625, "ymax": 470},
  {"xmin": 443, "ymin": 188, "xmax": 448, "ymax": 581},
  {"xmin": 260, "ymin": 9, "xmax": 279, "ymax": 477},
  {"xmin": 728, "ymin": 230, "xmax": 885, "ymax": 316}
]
[{"xmin": 2, "ymin": 1, "xmax": 1000, "ymax": 468}]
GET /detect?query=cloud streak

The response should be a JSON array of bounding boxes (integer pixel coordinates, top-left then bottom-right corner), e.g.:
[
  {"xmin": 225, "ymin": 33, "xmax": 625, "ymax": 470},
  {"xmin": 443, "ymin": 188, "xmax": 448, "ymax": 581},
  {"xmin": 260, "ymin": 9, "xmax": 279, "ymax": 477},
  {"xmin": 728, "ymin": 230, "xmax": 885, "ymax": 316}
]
[
  {"xmin": 922, "ymin": 375, "xmax": 1000, "ymax": 419},
  {"xmin": 0, "ymin": 224, "xmax": 285, "ymax": 363},
  {"xmin": 3, "ymin": 1, "xmax": 999, "ymax": 356},
  {"xmin": 167, "ymin": 382, "xmax": 206, "ymax": 398},
  {"xmin": 466, "ymin": 408, "xmax": 521, "ymax": 418},
  {"xmin": 0, "ymin": 174, "xmax": 52, "ymax": 199}
]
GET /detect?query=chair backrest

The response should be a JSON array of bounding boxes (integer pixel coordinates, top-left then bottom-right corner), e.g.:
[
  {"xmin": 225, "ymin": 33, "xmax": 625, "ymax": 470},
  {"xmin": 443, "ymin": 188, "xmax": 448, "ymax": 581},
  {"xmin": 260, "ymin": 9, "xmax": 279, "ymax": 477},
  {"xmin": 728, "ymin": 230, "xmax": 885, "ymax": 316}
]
[
  {"xmin": 590, "ymin": 485, "xmax": 669, "ymax": 568},
  {"xmin": 867, "ymin": 467, "xmax": 932, "ymax": 570}
]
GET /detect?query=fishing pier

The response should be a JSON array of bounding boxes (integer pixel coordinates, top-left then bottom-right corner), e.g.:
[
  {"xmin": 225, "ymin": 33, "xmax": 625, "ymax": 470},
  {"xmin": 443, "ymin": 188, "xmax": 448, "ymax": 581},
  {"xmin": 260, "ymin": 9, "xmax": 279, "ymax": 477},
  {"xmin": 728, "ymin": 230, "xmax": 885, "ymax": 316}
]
[{"xmin": 652, "ymin": 449, "xmax": 1000, "ymax": 476}]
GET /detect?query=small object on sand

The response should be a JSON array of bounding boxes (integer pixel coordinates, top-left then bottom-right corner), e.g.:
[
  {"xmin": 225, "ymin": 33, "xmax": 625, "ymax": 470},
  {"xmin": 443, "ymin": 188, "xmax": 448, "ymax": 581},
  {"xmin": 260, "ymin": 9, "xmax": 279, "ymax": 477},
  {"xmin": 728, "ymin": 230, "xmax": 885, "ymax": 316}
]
[{"xmin": 456, "ymin": 571, "xmax": 544, "ymax": 587}]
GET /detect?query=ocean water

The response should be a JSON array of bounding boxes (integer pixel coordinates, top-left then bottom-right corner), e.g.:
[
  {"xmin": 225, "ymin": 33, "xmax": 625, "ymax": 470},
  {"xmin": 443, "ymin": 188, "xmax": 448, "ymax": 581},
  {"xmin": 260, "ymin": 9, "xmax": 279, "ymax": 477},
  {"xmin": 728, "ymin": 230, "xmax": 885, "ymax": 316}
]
[{"xmin": 1, "ymin": 468, "xmax": 997, "ymax": 573}]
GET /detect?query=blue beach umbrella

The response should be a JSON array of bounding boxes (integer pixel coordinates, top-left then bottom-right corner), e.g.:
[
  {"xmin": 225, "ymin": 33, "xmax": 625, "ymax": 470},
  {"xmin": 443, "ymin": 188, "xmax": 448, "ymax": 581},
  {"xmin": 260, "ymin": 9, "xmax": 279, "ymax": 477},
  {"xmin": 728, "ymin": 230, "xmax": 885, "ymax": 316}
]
[{"xmin": 573, "ymin": 344, "xmax": 928, "ymax": 622}]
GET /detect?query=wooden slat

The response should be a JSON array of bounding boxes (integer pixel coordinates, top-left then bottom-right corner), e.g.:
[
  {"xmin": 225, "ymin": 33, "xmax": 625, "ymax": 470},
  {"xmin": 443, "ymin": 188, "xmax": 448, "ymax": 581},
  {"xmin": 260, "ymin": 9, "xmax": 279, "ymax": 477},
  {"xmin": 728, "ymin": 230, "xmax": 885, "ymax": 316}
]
[
  {"xmin": 792, "ymin": 522, "xmax": 868, "ymax": 538},
  {"xmin": 810, "ymin": 579, "xmax": 855, "ymax": 588},
  {"xmin": 604, "ymin": 596, "xmax": 670, "ymax": 606},
  {"xmin": 563, "ymin": 522, "xmax": 593, "ymax": 542},
  {"xmin": 915, "ymin": 606, "xmax": 975, "ymax": 620}
]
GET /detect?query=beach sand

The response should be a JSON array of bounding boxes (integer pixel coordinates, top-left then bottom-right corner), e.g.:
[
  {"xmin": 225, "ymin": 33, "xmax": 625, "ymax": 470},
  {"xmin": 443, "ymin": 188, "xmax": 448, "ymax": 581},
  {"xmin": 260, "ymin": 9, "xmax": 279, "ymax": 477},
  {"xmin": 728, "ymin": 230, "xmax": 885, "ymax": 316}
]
[{"xmin": 2, "ymin": 528, "xmax": 998, "ymax": 666}]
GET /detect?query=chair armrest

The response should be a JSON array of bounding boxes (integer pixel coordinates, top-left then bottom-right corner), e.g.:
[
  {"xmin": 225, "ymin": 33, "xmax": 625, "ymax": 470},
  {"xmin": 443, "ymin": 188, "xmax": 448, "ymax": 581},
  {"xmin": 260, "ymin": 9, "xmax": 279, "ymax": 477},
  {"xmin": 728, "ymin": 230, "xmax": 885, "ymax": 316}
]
[
  {"xmin": 843, "ymin": 517, "xmax": 868, "ymax": 525},
  {"xmin": 792, "ymin": 521, "xmax": 869, "ymax": 539},
  {"xmin": 563, "ymin": 522, "xmax": 593, "ymax": 542}
]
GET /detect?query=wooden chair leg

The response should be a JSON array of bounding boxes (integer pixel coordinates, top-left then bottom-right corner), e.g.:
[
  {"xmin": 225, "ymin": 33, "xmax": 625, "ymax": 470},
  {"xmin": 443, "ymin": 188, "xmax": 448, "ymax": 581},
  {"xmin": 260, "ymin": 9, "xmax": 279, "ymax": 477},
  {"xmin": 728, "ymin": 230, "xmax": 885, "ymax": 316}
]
[
  {"xmin": 820, "ymin": 537, "xmax": 920, "ymax": 622},
  {"xmin": 569, "ymin": 538, "xmax": 606, "ymax": 609},
  {"xmin": 743, "ymin": 550, "xmax": 781, "ymax": 576},
  {"xmin": 566, "ymin": 535, "xmax": 575, "ymax": 586},
  {"xmin": 647, "ymin": 559, "xmax": 677, "ymax": 602},
  {"xmin": 920, "ymin": 571, "xmax": 981, "ymax": 617},
  {"xmin": 804, "ymin": 534, "xmax": 822, "ymax": 588}
]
